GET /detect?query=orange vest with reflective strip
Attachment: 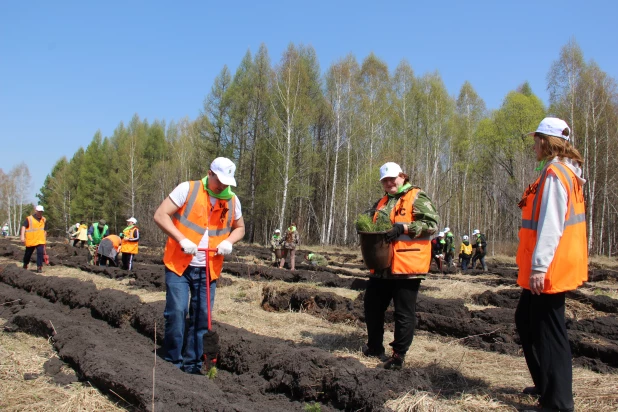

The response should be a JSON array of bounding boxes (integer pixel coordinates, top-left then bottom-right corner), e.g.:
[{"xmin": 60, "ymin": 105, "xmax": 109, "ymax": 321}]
[
  {"xmin": 163, "ymin": 180, "xmax": 236, "ymax": 280},
  {"xmin": 516, "ymin": 162, "xmax": 588, "ymax": 293},
  {"xmin": 104, "ymin": 234, "xmax": 122, "ymax": 249},
  {"xmin": 24, "ymin": 216, "xmax": 46, "ymax": 247},
  {"xmin": 120, "ymin": 226, "xmax": 139, "ymax": 254},
  {"xmin": 373, "ymin": 189, "xmax": 432, "ymax": 275}
]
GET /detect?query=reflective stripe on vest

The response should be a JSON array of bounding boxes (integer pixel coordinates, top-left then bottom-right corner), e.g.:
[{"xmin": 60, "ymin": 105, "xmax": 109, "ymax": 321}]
[
  {"xmin": 372, "ymin": 188, "xmax": 432, "ymax": 275},
  {"xmin": 163, "ymin": 180, "xmax": 236, "ymax": 279},
  {"xmin": 25, "ymin": 216, "xmax": 46, "ymax": 247},
  {"xmin": 516, "ymin": 162, "xmax": 588, "ymax": 293}
]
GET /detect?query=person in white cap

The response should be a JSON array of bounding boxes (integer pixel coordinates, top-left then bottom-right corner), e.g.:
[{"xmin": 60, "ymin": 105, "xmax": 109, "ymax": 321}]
[
  {"xmin": 515, "ymin": 117, "xmax": 587, "ymax": 411},
  {"xmin": 442, "ymin": 227, "xmax": 456, "ymax": 268},
  {"xmin": 458, "ymin": 235, "xmax": 473, "ymax": 270},
  {"xmin": 70, "ymin": 222, "xmax": 89, "ymax": 248},
  {"xmin": 270, "ymin": 228, "xmax": 283, "ymax": 264},
  {"xmin": 20, "ymin": 205, "xmax": 47, "ymax": 273},
  {"xmin": 154, "ymin": 156, "xmax": 245, "ymax": 374},
  {"xmin": 362, "ymin": 162, "xmax": 439, "ymax": 370},
  {"xmin": 470, "ymin": 229, "xmax": 487, "ymax": 271},
  {"xmin": 1, "ymin": 222, "xmax": 9, "ymax": 237},
  {"xmin": 120, "ymin": 217, "xmax": 139, "ymax": 270}
]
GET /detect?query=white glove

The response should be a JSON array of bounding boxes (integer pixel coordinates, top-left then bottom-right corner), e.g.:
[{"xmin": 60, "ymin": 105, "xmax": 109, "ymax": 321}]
[
  {"xmin": 216, "ymin": 240, "xmax": 233, "ymax": 256},
  {"xmin": 179, "ymin": 238, "xmax": 198, "ymax": 255}
]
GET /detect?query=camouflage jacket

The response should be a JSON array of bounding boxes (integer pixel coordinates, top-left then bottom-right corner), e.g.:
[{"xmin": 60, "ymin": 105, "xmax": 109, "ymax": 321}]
[
  {"xmin": 270, "ymin": 235, "xmax": 282, "ymax": 250},
  {"xmin": 372, "ymin": 186, "xmax": 440, "ymax": 278},
  {"xmin": 283, "ymin": 229, "xmax": 300, "ymax": 250}
]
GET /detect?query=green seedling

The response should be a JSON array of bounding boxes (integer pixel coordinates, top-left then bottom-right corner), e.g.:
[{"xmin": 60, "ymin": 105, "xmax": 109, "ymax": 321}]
[
  {"xmin": 355, "ymin": 212, "xmax": 393, "ymax": 232},
  {"xmin": 304, "ymin": 402, "xmax": 322, "ymax": 412},
  {"xmin": 206, "ymin": 366, "xmax": 218, "ymax": 380}
]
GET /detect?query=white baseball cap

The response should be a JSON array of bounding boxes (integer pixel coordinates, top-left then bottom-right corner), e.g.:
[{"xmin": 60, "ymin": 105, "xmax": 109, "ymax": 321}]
[
  {"xmin": 127, "ymin": 217, "xmax": 137, "ymax": 224},
  {"xmin": 275, "ymin": 229, "xmax": 281, "ymax": 233},
  {"xmin": 438, "ymin": 232, "xmax": 444, "ymax": 237},
  {"xmin": 463, "ymin": 235, "xmax": 469, "ymax": 241},
  {"xmin": 75, "ymin": 223, "xmax": 80, "ymax": 227},
  {"xmin": 472, "ymin": 229, "xmax": 480, "ymax": 235},
  {"xmin": 528, "ymin": 117, "xmax": 571, "ymax": 141},
  {"xmin": 444, "ymin": 227, "xmax": 450, "ymax": 233},
  {"xmin": 210, "ymin": 157, "xmax": 237, "ymax": 186},
  {"xmin": 35, "ymin": 205, "xmax": 44, "ymax": 212},
  {"xmin": 379, "ymin": 162, "xmax": 403, "ymax": 181}
]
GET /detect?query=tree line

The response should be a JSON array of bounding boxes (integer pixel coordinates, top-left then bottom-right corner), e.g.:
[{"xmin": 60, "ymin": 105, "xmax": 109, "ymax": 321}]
[{"xmin": 5, "ymin": 39, "xmax": 613, "ymax": 256}]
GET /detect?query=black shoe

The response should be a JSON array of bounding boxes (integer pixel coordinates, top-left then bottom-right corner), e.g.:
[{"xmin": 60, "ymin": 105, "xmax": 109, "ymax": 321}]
[
  {"xmin": 380, "ymin": 352, "xmax": 405, "ymax": 370},
  {"xmin": 23, "ymin": 264, "xmax": 28, "ymax": 269},
  {"xmin": 361, "ymin": 345, "xmax": 388, "ymax": 361},
  {"xmin": 522, "ymin": 386, "xmax": 539, "ymax": 396}
]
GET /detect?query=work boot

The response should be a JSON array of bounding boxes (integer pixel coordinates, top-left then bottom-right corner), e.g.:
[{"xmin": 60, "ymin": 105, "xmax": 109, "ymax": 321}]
[
  {"xmin": 482, "ymin": 264, "xmax": 488, "ymax": 272},
  {"xmin": 37, "ymin": 267, "xmax": 42, "ymax": 273},
  {"xmin": 22, "ymin": 264, "xmax": 28, "ymax": 270},
  {"xmin": 362, "ymin": 345, "xmax": 388, "ymax": 362},
  {"xmin": 380, "ymin": 352, "xmax": 405, "ymax": 370}
]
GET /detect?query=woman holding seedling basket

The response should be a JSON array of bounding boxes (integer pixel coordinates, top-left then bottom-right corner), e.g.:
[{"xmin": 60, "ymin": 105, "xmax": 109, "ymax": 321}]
[{"xmin": 361, "ymin": 162, "xmax": 439, "ymax": 370}]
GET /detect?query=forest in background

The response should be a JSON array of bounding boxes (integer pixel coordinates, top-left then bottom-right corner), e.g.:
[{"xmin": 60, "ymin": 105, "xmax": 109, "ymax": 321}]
[{"xmin": 1, "ymin": 39, "xmax": 616, "ymax": 256}]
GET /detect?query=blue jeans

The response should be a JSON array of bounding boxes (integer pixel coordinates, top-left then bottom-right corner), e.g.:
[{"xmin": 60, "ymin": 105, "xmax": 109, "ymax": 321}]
[{"xmin": 163, "ymin": 266, "xmax": 216, "ymax": 373}]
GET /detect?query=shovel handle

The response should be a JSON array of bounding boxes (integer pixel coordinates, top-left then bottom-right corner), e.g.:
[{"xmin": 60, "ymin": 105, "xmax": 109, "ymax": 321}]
[{"xmin": 197, "ymin": 248, "xmax": 218, "ymax": 331}]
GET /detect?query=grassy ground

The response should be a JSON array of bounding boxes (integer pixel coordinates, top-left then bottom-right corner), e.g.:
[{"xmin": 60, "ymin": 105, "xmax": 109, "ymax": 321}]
[{"xmin": 1, "ymin": 252, "xmax": 617, "ymax": 411}]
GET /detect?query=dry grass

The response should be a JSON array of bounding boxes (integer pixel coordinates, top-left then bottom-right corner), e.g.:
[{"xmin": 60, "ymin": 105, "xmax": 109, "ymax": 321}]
[
  {"xmin": 1, "ymin": 254, "xmax": 617, "ymax": 411},
  {"xmin": 0, "ymin": 319, "xmax": 126, "ymax": 411}
]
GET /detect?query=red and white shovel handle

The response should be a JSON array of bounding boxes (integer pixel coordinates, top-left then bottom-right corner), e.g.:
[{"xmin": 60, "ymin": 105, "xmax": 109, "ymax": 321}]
[{"xmin": 198, "ymin": 248, "xmax": 218, "ymax": 331}]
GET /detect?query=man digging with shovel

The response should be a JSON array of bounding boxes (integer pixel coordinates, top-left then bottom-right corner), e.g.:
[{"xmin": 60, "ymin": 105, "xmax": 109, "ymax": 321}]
[{"xmin": 154, "ymin": 157, "xmax": 245, "ymax": 375}]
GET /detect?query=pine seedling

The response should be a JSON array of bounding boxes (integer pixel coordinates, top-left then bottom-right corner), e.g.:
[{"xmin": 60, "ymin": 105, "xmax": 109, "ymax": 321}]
[{"xmin": 207, "ymin": 366, "xmax": 218, "ymax": 380}]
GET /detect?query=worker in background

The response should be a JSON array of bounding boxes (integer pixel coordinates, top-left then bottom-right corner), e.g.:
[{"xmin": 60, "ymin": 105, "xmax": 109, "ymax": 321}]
[
  {"xmin": 280, "ymin": 222, "xmax": 300, "ymax": 270},
  {"xmin": 431, "ymin": 232, "xmax": 445, "ymax": 272},
  {"xmin": 270, "ymin": 229, "xmax": 283, "ymax": 264},
  {"xmin": 443, "ymin": 227, "xmax": 456, "ymax": 268},
  {"xmin": 470, "ymin": 229, "xmax": 488, "ymax": 271},
  {"xmin": 2, "ymin": 222, "xmax": 9, "ymax": 237},
  {"xmin": 305, "ymin": 252, "xmax": 327, "ymax": 267},
  {"xmin": 20, "ymin": 205, "xmax": 47, "ymax": 273},
  {"xmin": 120, "ymin": 217, "xmax": 139, "ymax": 270},
  {"xmin": 88, "ymin": 219, "xmax": 109, "ymax": 264},
  {"xmin": 98, "ymin": 233, "xmax": 122, "ymax": 266},
  {"xmin": 459, "ymin": 235, "xmax": 473, "ymax": 270}
]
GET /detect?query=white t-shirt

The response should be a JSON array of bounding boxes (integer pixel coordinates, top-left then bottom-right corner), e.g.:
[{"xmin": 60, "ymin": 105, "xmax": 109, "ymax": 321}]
[{"xmin": 169, "ymin": 181, "xmax": 242, "ymax": 267}]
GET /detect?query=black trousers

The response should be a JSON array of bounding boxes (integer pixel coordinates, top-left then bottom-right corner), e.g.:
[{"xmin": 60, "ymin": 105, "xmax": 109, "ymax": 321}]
[
  {"xmin": 122, "ymin": 253, "xmax": 135, "ymax": 270},
  {"xmin": 364, "ymin": 277, "xmax": 421, "ymax": 356},
  {"xmin": 23, "ymin": 245, "xmax": 44, "ymax": 267},
  {"xmin": 515, "ymin": 289, "xmax": 574, "ymax": 411},
  {"xmin": 98, "ymin": 255, "xmax": 117, "ymax": 267}
]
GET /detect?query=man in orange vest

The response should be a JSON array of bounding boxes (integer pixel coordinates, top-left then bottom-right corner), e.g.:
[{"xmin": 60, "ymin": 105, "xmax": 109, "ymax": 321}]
[
  {"xmin": 515, "ymin": 117, "xmax": 587, "ymax": 411},
  {"xmin": 154, "ymin": 157, "xmax": 245, "ymax": 374},
  {"xmin": 20, "ymin": 205, "xmax": 47, "ymax": 273},
  {"xmin": 120, "ymin": 217, "xmax": 139, "ymax": 270}
]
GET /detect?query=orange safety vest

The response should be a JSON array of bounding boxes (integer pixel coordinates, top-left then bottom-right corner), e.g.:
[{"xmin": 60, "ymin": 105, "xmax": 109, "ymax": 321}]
[
  {"xmin": 373, "ymin": 188, "xmax": 432, "ymax": 275},
  {"xmin": 163, "ymin": 180, "xmax": 236, "ymax": 280},
  {"xmin": 105, "ymin": 234, "xmax": 122, "ymax": 249},
  {"xmin": 120, "ymin": 226, "xmax": 139, "ymax": 254},
  {"xmin": 24, "ymin": 216, "xmax": 46, "ymax": 247},
  {"xmin": 516, "ymin": 162, "xmax": 588, "ymax": 293}
]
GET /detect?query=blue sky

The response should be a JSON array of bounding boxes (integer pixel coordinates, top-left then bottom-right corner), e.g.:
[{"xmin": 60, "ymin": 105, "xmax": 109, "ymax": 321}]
[{"xmin": 1, "ymin": 0, "xmax": 616, "ymax": 202}]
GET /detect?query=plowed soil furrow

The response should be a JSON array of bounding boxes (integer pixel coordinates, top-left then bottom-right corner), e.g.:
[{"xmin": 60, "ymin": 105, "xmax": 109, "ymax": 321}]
[{"xmin": 1, "ymin": 264, "xmax": 492, "ymax": 411}]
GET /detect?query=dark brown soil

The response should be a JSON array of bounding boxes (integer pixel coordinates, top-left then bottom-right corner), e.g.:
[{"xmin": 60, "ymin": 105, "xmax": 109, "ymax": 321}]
[
  {"xmin": 1, "ymin": 237, "xmax": 617, "ymax": 410},
  {"xmin": 0, "ymin": 264, "xmax": 493, "ymax": 411}
]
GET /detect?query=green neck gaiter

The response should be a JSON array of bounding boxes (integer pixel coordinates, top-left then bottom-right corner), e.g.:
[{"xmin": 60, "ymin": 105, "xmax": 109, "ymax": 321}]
[
  {"xmin": 388, "ymin": 182, "xmax": 412, "ymax": 197},
  {"xmin": 202, "ymin": 177, "xmax": 235, "ymax": 200},
  {"xmin": 535, "ymin": 159, "xmax": 547, "ymax": 172}
]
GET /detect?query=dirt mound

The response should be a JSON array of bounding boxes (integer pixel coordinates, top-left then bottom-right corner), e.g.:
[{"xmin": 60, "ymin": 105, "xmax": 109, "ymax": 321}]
[{"xmin": 0, "ymin": 264, "xmax": 495, "ymax": 411}]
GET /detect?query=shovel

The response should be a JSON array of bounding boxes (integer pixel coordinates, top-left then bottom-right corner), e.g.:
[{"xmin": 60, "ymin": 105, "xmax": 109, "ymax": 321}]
[
  {"xmin": 198, "ymin": 248, "xmax": 220, "ymax": 372},
  {"xmin": 43, "ymin": 245, "xmax": 50, "ymax": 265}
]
